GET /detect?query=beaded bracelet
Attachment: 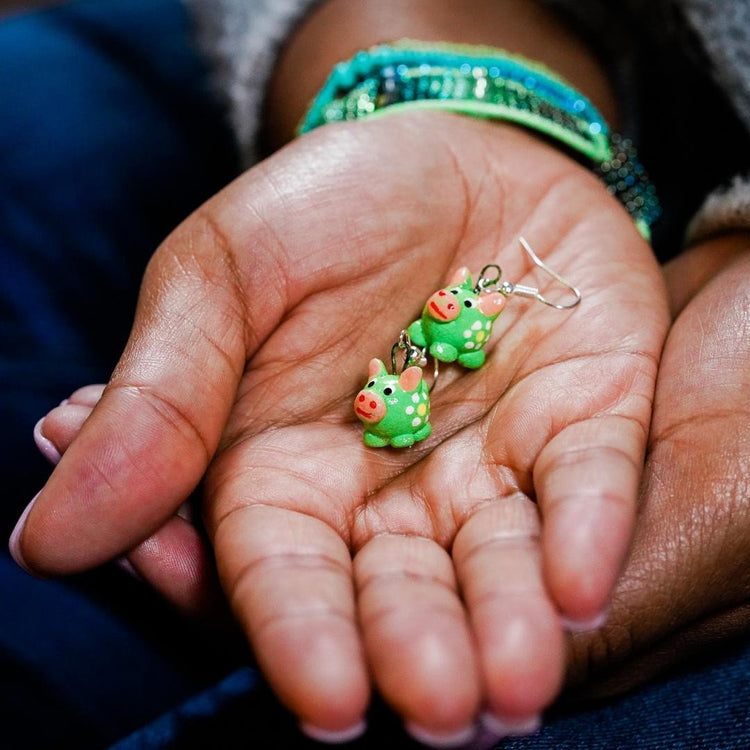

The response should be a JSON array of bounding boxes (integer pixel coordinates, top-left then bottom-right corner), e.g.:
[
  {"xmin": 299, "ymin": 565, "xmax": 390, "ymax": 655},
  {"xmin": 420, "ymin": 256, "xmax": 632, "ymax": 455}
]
[{"xmin": 297, "ymin": 40, "xmax": 660, "ymax": 239}]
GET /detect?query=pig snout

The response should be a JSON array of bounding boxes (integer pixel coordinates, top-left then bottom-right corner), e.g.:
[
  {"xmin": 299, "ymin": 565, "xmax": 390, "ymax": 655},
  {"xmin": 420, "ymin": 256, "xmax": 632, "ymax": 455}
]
[
  {"xmin": 426, "ymin": 289, "xmax": 460, "ymax": 322},
  {"xmin": 354, "ymin": 390, "xmax": 386, "ymax": 423}
]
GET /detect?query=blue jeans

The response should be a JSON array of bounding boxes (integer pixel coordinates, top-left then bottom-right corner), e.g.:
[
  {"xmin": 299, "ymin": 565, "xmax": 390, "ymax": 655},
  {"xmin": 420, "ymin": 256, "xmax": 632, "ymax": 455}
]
[
  {"xmin": 1, "ymin": 1, "xmax": 241, "ymax": 746},
  {"xmin": 1, "ymin": 1, "xmax": 747, "ymax": 747}
]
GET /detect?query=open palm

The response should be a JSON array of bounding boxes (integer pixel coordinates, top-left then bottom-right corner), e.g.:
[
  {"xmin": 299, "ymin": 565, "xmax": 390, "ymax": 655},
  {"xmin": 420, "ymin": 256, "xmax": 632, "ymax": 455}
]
[{"xmin": 16, "ymin": 112, "xmax": 668, "ymax": 741}]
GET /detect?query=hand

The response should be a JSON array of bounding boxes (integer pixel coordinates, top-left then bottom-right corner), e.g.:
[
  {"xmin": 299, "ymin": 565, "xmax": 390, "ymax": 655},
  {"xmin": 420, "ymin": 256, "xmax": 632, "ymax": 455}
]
[
  {"xmin": 565, "ymin": 233, "xmax": 750, "ymax": 699},
  {"xmin": 30, "ymin": 383, "xmax": 226, "ymax": 618},
  {"xmin": 37, "ymin": 236, "xmax": 748, "ymax": 710},
  {"xmin": 11, "ymin": 113, "xmax": 668, "ymax": 742}
]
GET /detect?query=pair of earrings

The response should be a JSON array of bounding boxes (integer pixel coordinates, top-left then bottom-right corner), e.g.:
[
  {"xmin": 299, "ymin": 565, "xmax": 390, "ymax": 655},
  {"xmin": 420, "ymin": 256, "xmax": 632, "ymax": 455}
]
[{"xmin": 353, "ymin": 238, "xmax": 581, "ymax": 448}]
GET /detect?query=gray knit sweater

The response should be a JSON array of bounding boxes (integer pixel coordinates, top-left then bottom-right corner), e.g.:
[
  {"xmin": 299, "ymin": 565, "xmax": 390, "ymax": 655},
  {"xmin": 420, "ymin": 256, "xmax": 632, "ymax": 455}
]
[{"xmin": 183, "ymin": 0, "xmax": 750, "ymax": 247}]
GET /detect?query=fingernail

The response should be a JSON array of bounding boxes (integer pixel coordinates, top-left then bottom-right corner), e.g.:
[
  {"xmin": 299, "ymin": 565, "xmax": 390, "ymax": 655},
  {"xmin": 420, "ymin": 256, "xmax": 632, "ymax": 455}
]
[
  {"xmin": 300, "ymin": 719, "xmax": 367, "ymax": 744},
  {"xmin": 8, "ymin": 492, "xmax": 41, "ymax": 575},
  {"xmin": 405, "ymin": 722, "xmax": 477, "ymax": 748},
  {"xmin": 175, "ymin": 501, "xmax": 195, "ymax": 523},
  {"xmin": 115, "ymin": 557, "xmax": 143, "ymax": 581},
  {"xmin": 34, "ymin": 418, "xmax": 61, "ymax": 465},
  {"xmin": 480, "ymin": 712, "xmax": 541, "ymax": 737},
  {"xmin": 560, "ymin": 609, "xmax": 608, "ymax": 633}
]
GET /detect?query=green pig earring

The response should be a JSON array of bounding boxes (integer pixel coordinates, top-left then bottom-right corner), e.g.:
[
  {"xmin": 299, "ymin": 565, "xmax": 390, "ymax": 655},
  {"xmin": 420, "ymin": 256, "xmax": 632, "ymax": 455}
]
[
  {"xmin": 354, "ymin": 237, "xmax": 581, "ymax": 448},
  {"xmin": 408, "ymin": 237, "xmax": 581, "ymax": 369},
  {"xmin": 353, "ymin": 354, "xmax": 432, "ymax": 448},
  {"xmin": 407, "ymin": 265, "xmax": 506, "ymax": 370}
]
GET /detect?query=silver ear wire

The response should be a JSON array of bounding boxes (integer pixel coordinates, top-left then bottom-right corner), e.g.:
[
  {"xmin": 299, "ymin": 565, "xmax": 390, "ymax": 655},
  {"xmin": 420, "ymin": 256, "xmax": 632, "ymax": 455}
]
[
  {"xmin": 505, "ymin": 237, "xmax": 582, "ymax": 310},
  {"xmin": 391, "ymin": 330, "xmax": 439, "ymax": 391}
]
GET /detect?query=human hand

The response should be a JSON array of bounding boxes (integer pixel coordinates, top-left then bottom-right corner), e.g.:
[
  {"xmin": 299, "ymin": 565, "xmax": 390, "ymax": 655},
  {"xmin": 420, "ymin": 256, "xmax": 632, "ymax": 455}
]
[
  {"xmin": 11, "ymin": 113, "xmax": 668, "ymax": 743},
  {"xmin": 29, "ymin": 383, "xmax": 227, "ymax": 618},
  {"xmin": 565, "ymin": 233, "xmax": 750, "ymax": 699}
]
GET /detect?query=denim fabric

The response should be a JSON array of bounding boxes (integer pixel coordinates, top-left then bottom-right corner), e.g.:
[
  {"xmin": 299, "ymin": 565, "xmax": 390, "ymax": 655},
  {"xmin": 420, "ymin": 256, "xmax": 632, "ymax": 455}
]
[
  {"xmin": 0, "ymin": 1, "xmax": 241, "ymax": 746},
  {"xmin": 111, "ymin": 640, "xmax": 750, "ymax": 748},
  {"xmin": 0, "ymin": 552, "xmax": 242, "ymax": 748},
  {"xmin": 503, "ymin": 639, "xmax": 750, "ymax": 750}
]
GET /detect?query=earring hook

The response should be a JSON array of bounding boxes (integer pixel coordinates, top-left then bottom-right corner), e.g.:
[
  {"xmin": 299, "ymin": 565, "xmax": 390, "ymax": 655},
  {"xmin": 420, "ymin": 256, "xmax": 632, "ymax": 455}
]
[
  {"xmin": 391, "ymin": 330, "xmax": 439, "ymax": 392},
  {"xmin": 506, "ymin": 237, "xmax": 581, "ymax": 309}
]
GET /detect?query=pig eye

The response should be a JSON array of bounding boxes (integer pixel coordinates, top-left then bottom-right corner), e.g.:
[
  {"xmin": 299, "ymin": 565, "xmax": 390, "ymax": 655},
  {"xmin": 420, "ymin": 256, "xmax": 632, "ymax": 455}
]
[
  {"xmin": 367, "ymin": 380, "xmax": 375, "ymax": 388},
  {"xmin": 464, "ymin": 299, "xmax": 476, "ymax": 308},
  {"xmin": 449, "ymin": 288, "xmax": 460, "ymax": 295},
  {"xmin": 383, "ymin": 387, "xmax": 393, "ymax": 396}
]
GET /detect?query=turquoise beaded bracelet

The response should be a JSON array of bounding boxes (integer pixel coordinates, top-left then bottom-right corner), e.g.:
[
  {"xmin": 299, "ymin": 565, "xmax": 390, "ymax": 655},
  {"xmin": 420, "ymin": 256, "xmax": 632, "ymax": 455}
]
[{"xmin": 298, "ymin": 40, "xmax": 660, "ymax": 239}]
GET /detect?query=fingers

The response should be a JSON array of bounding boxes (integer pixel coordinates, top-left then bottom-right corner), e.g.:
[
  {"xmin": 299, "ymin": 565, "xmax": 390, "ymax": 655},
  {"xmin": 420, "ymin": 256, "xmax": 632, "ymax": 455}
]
[
  {"xmin": 24, "ymin": 391, "xmax": 223, "ymax": 617},
  {"xmin": 534, "ymin": 414, "xmax": 645, "ymax": 625},
  {"xmin": 452, "ymin": 499, "xmax": 564, "ymax": 729},
  {"xmin": 346, "ymin": 440, "xmax": 562, "ymax": 743},
  {"xmin": 567, "ymin": 246, "xmax": 750, "ymax": 696},
  {"xmin": 490, "ymin": 342, "xmax": 660, "ymax": 628},
  {"xmin": 210, "ymin": 504, "xmax": 370, "ymax": 738},
  {"xmin": 203, "ymin": 429, "xmax": 486, "ymax": 744},
  {"xmin": 355, "ymin": 534, "xmax": 481, "ymax": 745},
  {"xmin": 33, "ymin": 385, "xmax": 106, "ymax": 463},
  {"xmin": 349, "ymin": 492, "xmax": 563, "ymax": 744},
  {"xmin": 125, "ymin": 515, "xmax": 225, "ymax": 618},
  {"xmin": 12, "ymin": 199, "xmax": 272, "ymax": 576}
]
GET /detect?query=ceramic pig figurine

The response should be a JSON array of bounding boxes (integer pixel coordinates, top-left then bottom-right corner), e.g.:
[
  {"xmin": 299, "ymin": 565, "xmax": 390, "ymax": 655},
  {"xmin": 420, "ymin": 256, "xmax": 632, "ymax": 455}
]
[
  {"xmin": 407, "ymin": 267, "xmax": 506, "ymax": 369},
  {"xmin": 354, "ymin": 358, "xmax": 431, "ymax": 448}
]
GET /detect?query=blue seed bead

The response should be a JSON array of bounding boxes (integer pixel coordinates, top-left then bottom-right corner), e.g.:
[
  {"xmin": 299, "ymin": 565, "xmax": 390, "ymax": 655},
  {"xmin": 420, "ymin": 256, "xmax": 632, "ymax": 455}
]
[{"xmin": 336, "ymin": 62, "xmax": 358, "ymax": 89}]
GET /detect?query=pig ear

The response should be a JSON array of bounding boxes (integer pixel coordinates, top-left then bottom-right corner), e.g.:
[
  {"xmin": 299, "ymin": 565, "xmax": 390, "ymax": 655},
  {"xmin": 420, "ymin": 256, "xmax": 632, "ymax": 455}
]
[
  {"xmin": 398, "ymin": 366, "xmax": 423, "ymax": 392},
  {"xmin": 447, "ymin": 266, "xmax": 473, "ymax": 288},
  {"xmin": 478, "ymin": 292, "xmax": 507, "ymax": 317},
  {"xmin": 368, "ymin": 358, "xmax": 387, "ymax": 379}
]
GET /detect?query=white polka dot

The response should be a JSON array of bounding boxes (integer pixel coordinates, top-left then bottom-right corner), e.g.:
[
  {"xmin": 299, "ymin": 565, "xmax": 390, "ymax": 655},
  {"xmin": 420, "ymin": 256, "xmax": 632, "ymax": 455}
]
[
  {"xmin": 463, "ymin": 330, "xmax": 472, "ymax": 338},
  {"xmin": 405, "ymin": 406, "xmax": 415, "ymax": 415},
  {"xmin": 485, "ymin": 321, "xmax": 492, "ymax": 330},
  {"xmin": 465, "ymin": 341, "xmax": 475, "ymax": 349},
  {"xmin": 471, "ymin": 321, "xmax": 482, "ymax": 330},
  {"xmin": 412, "ymin": 393, "xmax": 420, "ymax": 403},
  {"xmin": 411, "ymin": 417, "xmax": 422, "ymax": 427}
]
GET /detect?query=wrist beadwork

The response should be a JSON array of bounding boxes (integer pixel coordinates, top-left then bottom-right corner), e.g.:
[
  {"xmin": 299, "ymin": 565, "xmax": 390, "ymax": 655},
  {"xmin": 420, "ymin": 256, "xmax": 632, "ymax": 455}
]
[{"xmin": 297, "ymin": 40, "xmax": 660, "ymax": 239}]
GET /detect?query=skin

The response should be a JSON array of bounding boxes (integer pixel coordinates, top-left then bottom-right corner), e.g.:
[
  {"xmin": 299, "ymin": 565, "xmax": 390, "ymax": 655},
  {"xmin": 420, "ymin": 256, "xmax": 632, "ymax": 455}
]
[
  {"xmin": 567, "ymin": 234, "xmax": 750, "ymax": 700},
  {"xmin": 31, "ymin": 235, "xmax": 750, "ymax": 711},
  {"xmin": 12, "ymin": 0, "xmax": 747, "ymax": 743}
]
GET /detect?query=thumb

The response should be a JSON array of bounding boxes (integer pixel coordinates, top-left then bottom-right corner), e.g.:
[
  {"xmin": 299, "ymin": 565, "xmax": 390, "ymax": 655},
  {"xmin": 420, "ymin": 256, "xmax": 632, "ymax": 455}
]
[{"xmin": 12, "ymin": 185, "xmax": 287, "ymax": 576}]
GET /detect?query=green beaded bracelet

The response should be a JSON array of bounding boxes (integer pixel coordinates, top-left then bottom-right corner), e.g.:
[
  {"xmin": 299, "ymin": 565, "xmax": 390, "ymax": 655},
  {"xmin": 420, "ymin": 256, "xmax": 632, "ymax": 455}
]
[{"xmin": 297, "ymin": 40, "xmax": 660, "ymax": 240}]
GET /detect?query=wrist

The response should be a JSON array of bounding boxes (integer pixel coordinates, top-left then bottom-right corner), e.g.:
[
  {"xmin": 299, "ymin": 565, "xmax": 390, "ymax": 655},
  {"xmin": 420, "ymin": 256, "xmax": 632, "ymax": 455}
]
[
  {"xmin": 663, "ymin": 231, "xmax": 750, "ymax": 317},
  {"xmin": 263, "ymin": 0, "xmax": 618, "ymax": 150},
  {"xmin": 288, "ymin": 39, "xmax": 659, "ymax": 238}
]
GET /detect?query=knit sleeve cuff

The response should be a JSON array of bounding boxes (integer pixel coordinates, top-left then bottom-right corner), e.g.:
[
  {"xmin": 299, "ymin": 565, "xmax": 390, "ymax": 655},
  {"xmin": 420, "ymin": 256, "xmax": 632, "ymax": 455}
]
[
  {"xmin": 685, "ymin": 175, "xmax": 750, "ymax": 245},
  {"xmin": 183, "ymin": 0, "xmax": 641, "ymax": 164},
  {"xmin": 183, "ymin": 0, "xmax": 322, "ymax": 165}
]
